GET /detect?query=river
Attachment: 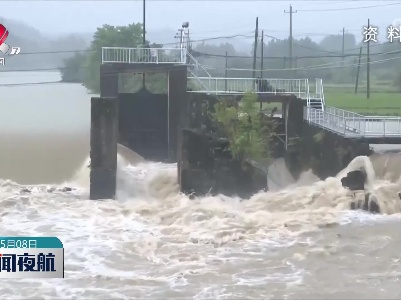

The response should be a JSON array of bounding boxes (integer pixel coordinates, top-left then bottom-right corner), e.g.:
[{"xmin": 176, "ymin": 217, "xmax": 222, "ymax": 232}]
[{"xmin": 1, "ymin": 71, "xmax": 401, "ymax": 299}]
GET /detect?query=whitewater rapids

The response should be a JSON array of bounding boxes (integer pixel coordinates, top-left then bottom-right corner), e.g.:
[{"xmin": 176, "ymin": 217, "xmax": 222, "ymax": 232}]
[{"xmin": 1, "ymin": 146, "xmax": 401, "ymax": 299}]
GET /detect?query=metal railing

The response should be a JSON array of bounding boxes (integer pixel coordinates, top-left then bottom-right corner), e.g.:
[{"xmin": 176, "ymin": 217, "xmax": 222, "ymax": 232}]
[
  {"xmin": 186, "ymin": 52, "xmax": 211, "ymax": 78},
  {"xmin": 315, "ymin": 78, "xmax": 325, "ymax": 107},
  {"xmin": 187, "ymin": 77, "xmax": 309, "ymax": 96},
  {"xmin": 186, "ymin": 52, "xmax": 212, "ymax": 91},
  {"xmin": 304, "ymin": 106, "xmax": 401, "ymax": 138},
  {"xmin": 306, "ymin": 79, "xmax": 310, "ymax": 106},
  {"xmin": 101, "ymin": 47, "xmax": 187, "ymax": 64}
]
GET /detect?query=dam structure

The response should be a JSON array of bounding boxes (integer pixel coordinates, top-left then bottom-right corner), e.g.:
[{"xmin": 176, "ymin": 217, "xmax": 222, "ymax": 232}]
[{"xmin": 89, "ymin": 45, "xmax": 401, "ymax": 200}]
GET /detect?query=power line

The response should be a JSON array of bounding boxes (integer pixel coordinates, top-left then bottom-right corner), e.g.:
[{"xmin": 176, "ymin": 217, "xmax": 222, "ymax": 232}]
[
  {"xmin": 7, "ymin": 34, "xmax": 254, "ymax": 57},
  {"xmin": 191, "ymin": 48, "xmax": 401, "ymax": 59},
  {"xmin": 0, "ymin": 81, "xmax": 65, "ymax": 87},
  {"xmin": 298, "ymin": 2, "xmax": 401, "ymax": 11},
  {"xmin": 2, "ymin": 53, "xmax": 400, "ymax": 79},
  {"xmin": 29, "ymin": 0, "xmax": 401, "ymax": 1},
  {"xmin": 5, "ymin": 46, "xmax": 396, "ymax": 73},
  {"xmin": 201, "ymin": 54, "xmax": 401, "ymax": 72},
  {"xmin": 13, "ymin": 49, "xmax": 94, "ymax": 56},
  {"xmin": 260, "ymin": 32, "xmax": 384, "ymax": 55},
  {"xmin": 0, "ymin": 66, "xmax": 87, "ymax": 73},
  {"xmin": 4, "ymin": 31, "xmax": 385, "ymax": 58}
]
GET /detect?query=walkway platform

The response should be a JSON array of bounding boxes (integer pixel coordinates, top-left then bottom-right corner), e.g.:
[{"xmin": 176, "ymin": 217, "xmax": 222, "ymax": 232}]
[
  {"xmin": 304, "ymin": 106, "xmax": 401, "ymax": 143},
  {"xmin": 101, "ymin": 46, "xmax": 401, "ymax": 142},
  {"xmin": 187, "ymin": 77, "xmax": 309, "ymax": 98}
]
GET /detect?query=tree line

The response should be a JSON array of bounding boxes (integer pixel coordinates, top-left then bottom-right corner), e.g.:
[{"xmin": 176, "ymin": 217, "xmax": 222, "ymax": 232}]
[{"xmin": 60, "ymin": 22, "xmax": 401, "ymax": 93}]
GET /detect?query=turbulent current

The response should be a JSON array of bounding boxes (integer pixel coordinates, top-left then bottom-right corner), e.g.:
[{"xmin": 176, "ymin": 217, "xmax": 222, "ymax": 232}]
[{"xmin": 1, "ymin": 143, "xmax": 401, "ymax": 299}]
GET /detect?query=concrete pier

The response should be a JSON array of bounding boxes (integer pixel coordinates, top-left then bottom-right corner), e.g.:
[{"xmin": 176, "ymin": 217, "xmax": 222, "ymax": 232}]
[{"xmin": 90, "ymin": 97, "xmax": 118, "ymax": 200}]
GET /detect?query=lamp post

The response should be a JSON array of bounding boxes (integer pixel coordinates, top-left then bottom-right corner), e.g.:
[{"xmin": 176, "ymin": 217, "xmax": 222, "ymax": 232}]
[
  {"xmin": 181, "ymin": 22, "xmax": 189, "ymax": 63},
  {"xmin": 143, "ymin": 0, "xmax": 146, "ymax": 46}
]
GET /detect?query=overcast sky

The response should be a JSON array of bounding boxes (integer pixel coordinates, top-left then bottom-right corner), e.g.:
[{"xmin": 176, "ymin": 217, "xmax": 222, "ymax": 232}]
[{"xmin": 2, "ymin": 0, "xmax": 401, "ymax": 43}]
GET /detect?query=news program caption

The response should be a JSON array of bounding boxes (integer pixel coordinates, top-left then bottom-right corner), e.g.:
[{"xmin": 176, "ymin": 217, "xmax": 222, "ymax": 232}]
[{"xmin": 0, "ymin": 237, "xmax": 64, "ymax": 278}]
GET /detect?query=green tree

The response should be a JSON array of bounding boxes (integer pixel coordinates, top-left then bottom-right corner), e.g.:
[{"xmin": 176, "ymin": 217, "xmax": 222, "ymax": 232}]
[
  {"xmin": 60, "ymin": 52, "xmax": 88, "ymax": 83},
  {"xmin": 212, "ymin": 93, "xmax": 274, "ymax": 163},
  {"xmin": 60, "ymin": 23, "xmax": 168, "ymax": 93},
  {"xmin": 85, "ymin": 23, "xmax": 145, "ymax": 93},
  {"xmin": 319, "ymin": 33, "xmax": 356, "ymax": 53}
]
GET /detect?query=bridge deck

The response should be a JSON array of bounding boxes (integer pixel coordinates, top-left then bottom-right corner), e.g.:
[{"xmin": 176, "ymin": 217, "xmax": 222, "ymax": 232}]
[
  {"xmin": 304, "ymin": 106, "xmax": 401, "ymax": 141},
  {"xmin": 187, "ymin": 77, "xmax": 309, "ymax": 97}
]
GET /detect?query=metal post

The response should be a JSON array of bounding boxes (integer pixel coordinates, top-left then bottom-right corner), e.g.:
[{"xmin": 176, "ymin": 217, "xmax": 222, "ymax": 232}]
[
  {"xmin": 260, "ymin": 30, "xmax": 264, "ymax": 78},
  {"xmin": 225, "ymin": 51, "xmax": 228, "ymax": 91},
  {"xmin": 284, "ymin": 5, "xmax": 298, "ymax": 71},
  {"xmin": 252, "ymin": 17, "xmax": 258, "ymax": 80},
  {"xmin": 142, "ymin": 0, "xmax": 146, "ymax": 87},
  {"xmin": 367, "ymin": 18, "xmax": 371, "ymax": 99},
  {"xmin": 341, "ymin": 27, "xmax": 345, "ymax": 69},
  {"xmin": 355, "ymin": 47, "xmax": 362, "ymax": 94},
  {"xmin": 260, "ymin": 31, "xmax": 264, "ymax": 111}
]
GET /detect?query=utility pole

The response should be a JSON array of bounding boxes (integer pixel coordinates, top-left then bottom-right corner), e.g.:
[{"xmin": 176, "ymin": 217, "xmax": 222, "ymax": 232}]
[
  {"xmin": 367, "ymin": 18, "xmax": 371, "ymax": 99},
  {"xmin": 174, "ymin": 27, "xmax": 185, "ymax": 61},
  {"xmin": 260, "ymin": 30, "xmax": 264, "ymax": 111},
  {"xmin": 186, "ymin": 28, "xmax": 191, "ymax": 51},
  {"xmin": 341, "ymin": 27, "xmax": 345, "ymax": 69},
  {"xmin": 260, "ymin": 30, "xmax": 264, "ymax": 79},
  {"xmin": 252, "ymin": 17, "xmax": 258, "ymax": 79},
  {"xmin": 351, "ymin": 58, "xmax": 357, "ymax": 82},
  {"xmin": 225, "ymin": 51, "xmax": 228, "ymax": 91},
  {"xmin": 142, "ymin": 0, "xmax": 146, "ymax": 87},
  {"xmin": 355, "ymin": 47, "xmax": 362, "ymax": 94},
  {"xmin": 284, "ymin": 5, "xmax": 297, "ymax": 71},
  {"xmin": 143, "ymin": 0, "xmax": 146, "ymax": 46},
  {"xmin": 179, "ymin": 29, "xmax": 184, "ymax": 47}
]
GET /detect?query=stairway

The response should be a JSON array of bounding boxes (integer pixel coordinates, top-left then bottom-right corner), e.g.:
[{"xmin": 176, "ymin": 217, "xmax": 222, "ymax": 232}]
[
  {"xmin": 185, "ymin": 52, "xmax": 326, "ymax": 109},
  {"xmin": 309, "ymin": 98, "xmax": 323, "ymax": 110},
  {"xmin": 311, "ymin": 78, "xmax": 325, "ymax": 111},
  {"xmin": 186, "ymin": 52, "xmax": 212, "ymax": 91}
]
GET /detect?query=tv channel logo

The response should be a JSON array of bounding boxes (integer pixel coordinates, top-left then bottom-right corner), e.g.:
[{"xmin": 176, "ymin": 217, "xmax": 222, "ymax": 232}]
[{"xmin": 0, "ymin": 24, "xmax": 21, "ymax": 66}]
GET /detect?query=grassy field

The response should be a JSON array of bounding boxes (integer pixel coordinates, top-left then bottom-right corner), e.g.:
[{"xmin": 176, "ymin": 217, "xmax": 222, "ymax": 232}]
[
  {"xmin": 324, "ymin": 84, "xmax": 401, "ymax": 116},
  {"xmin": 256, "ymin": 82, "xmax": 401, "ymax": 116}
]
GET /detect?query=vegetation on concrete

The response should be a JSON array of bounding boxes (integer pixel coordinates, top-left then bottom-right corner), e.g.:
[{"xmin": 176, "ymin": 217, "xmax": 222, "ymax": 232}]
[{"xmin": 212, "ymin": 93, "xmax": 274, "ymax": 163}]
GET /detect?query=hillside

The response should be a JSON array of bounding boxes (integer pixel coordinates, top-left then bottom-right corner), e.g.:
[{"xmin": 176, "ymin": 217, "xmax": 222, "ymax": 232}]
[{"xmin": 1, "ymin": 17, "xmax": 90, "ymax": 70}]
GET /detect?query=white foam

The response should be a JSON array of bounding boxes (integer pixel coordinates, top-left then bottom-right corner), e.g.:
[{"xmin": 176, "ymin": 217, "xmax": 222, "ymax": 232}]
[{"xmin": 1, "ymin": 152, "xmax": 401, "ymax": 298}]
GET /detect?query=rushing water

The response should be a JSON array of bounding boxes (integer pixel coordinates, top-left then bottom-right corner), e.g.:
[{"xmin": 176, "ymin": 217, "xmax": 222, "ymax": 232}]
[{"xmin": 2, "ymin": 72, "xmax": 401, "ymax": 299}]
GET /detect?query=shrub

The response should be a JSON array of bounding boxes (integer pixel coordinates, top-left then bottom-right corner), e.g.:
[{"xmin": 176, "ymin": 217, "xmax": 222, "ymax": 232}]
[{"xmin": 212, "ymin": 92, "xmax": 274, "ymax": 162}]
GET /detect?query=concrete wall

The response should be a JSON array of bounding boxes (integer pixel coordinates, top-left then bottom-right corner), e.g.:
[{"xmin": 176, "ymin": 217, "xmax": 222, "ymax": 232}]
[
  {"xmin": 90, "ymin": 97, "xmax": 118, "ymax": 200},
  {"xmin": 179, "ymin": 128, "xmax": 267, "ymax": 198},
  {"xmin": 99, "ymin": 64, "xmax": 188, "ymax": 162},
  {"xmin": 285, "ymin": 121, "xmax": 372, "ymax": 180},
  {"xmin": 118, "ymin": 91, "xmax": 168, "ymax": 161},
  {"xmin": 181, "ymin": 93, "xmax": 371, "ymax": 190}
]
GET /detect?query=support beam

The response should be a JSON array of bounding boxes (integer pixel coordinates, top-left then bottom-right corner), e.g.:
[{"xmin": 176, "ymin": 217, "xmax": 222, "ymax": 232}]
[
  {"xmin": 90, "ymin": 97, "xmax": 118, "ymax": 200},
  {"xmin": 100, "ymin": 65, "xmax": 119, "ymax": 97},
  {"xmin": 167, "ymin": 67, "xmax": 187, "ymax": 162}
]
